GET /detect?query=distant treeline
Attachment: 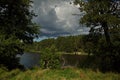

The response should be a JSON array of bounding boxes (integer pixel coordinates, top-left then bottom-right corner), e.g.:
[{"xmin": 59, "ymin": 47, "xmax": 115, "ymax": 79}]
[
  {"xmin": 24, "ymin": 35, "xmax": 86, "ymax": 53},
  {"xmin": 24, "ymin": 27, "xmax": 120, "ymax": 55}
]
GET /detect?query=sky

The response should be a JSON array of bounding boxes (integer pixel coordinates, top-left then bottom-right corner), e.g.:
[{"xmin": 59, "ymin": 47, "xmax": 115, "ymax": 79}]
[{"xmin": 32, "ymin": 0, "xmax": 89, "ymax": 41}]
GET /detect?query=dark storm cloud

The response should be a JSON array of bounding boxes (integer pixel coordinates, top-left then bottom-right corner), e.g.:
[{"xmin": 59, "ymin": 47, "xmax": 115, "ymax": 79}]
[{"xmin": 32, "ymin": 0, "xmax": 89, "ymax": 37}]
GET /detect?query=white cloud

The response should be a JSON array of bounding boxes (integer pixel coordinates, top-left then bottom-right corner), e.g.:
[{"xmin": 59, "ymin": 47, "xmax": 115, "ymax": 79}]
[{"xmin": 32, "ymin": 0, "xmax": 89, "ymax": 37}]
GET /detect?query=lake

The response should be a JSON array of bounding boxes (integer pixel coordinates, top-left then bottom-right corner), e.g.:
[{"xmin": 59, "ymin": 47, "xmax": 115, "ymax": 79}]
[
  {"xmin": 17, "ymin": 53, "xmax": 88, "ymax": 69},
  {"xmin": 17, "ymin": 53, "xmax": 40, "ymax": 69}
]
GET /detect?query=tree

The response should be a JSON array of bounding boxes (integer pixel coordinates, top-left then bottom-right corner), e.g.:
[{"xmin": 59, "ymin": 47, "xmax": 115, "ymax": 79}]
[
  {"xmin": 40, "ymin": 45, "xmax": 61, "ymax": 69},
  {"xmin": 74, "ymin": 0, "xmax": 120, "ymax": 45},
  {"xmin": 0, "ymin": 0, "xmax": 39, "ymax": 70},
  {"xmin": 74, "ymin": 0, "xmax": 120, "ymax": 72}
]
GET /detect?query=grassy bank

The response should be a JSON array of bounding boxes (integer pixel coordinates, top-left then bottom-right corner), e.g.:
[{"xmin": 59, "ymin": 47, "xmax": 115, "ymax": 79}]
[{"xmin": 0, "ymin": 67, "xmax": 120, "ymax": 80}]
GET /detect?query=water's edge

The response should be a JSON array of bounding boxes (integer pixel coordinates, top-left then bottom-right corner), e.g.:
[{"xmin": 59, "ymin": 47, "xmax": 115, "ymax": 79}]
[{"xmin": 17, "ymin": 53, "xmax": 40, "ymax": 69}]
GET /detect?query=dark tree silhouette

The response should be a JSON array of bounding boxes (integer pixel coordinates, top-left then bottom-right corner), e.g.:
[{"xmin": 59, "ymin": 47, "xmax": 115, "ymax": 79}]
[{"xmin": 0, "ymin": 0, "xmax": 39, "ymax": 70}]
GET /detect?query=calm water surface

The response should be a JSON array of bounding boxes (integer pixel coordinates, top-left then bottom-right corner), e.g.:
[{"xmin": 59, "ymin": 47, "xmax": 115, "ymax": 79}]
[
  {"xmin": 17, "ymin": 53, "xmax": 40, "ymax": 68},
  {"xmin": 17, "ymin": 53, "xmax": 87, "ymax": 69}
]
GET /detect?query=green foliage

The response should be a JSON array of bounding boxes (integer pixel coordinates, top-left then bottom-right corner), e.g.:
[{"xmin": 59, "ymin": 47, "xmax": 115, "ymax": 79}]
[
  {"xmin": 39, "ymin": 38, "xmax": 55, "ymax": 50},
  {"xmin": 40, "ymin": 45, "xmax": 61, "ymax": 69},
  {"xmin": 74, "ymin": 0, "xmax": 120, "ymax": 44},
  {"xmin": 74, "ymin": 0, "xmax": 119, "ymax": 25},
  {"xmin": 55, "ymin": 36, "xmax": 82, "ymax": 53},
  {"xmin": 24, "ymin": 32, "xmax": 120, "ymax": 72},
  {"xmin": 74, "ymin": 0, "xmax": 120, "ymax": 72},
  {"xmin": 24, "ymin": 35, "xmax": 83, "ymax": 53},
  {"xmin": 0, "ymin": 68, "xmax": 21, "ymax": 80},
  {"xmin": 0, "ymin": 0, "xmax": 39, "ymax": 70},
  {"xmin": 0, "ymin": 68, "xmax": 120, "ymax": 80},
  {"xmin": 80, "ymin": 29, "xmax": 120, "ymax": 72},
  {"xmin": 0, "ymin": 34, "xmax": 24, "ymax": 70}
]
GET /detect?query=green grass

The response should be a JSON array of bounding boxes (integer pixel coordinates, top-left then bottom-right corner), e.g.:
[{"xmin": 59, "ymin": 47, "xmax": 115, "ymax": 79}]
[{"xmin": 0, "ymin": 67, "xmax": 120, "ymax": 80}]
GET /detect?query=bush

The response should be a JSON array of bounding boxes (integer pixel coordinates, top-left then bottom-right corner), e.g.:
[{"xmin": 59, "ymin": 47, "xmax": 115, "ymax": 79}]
[{"xmin": 40, "ymin": 45, "xmax": 61, "ymax": 69}]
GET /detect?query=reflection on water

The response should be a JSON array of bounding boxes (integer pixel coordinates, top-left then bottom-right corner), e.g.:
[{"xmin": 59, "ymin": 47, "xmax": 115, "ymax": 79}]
[
  {"xmin": 17, "ymin": 53, "xmax": 40, "ymax": 68},
  {"xmin": 17, "ymin": 53, "xmax": 87, "ymax": 69}
]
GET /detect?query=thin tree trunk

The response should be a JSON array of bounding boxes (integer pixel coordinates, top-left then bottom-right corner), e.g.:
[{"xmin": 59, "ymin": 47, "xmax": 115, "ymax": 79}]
[{"xmin": 102, "ymin": 22, "xmax": 111, "ymax": 45}]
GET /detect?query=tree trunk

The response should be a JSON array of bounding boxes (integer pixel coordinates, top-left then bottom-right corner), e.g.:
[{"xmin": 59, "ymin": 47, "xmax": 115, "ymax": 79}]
[{"xmin": 102, "ymin": 22, "xmax": 111, "ymax": 45}]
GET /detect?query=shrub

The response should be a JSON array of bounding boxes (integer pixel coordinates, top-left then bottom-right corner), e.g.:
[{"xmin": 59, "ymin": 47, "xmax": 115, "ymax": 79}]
[{"xmin": 40, "ymin": 45, "xmax": 61, "ymax": 69}]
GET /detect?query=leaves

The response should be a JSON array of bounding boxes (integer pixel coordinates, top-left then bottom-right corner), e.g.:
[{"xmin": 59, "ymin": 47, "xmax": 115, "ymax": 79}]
[
  {"xmin": 40, "ymin": 45, "xmax": 61, "ymax": 69},
  {"xmin": 0, "ymin": 0, "xmax": 39, "ymax": 70}
]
